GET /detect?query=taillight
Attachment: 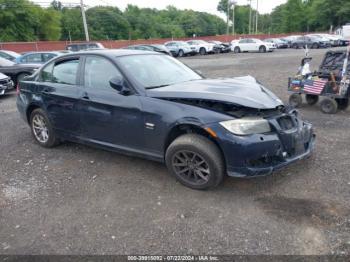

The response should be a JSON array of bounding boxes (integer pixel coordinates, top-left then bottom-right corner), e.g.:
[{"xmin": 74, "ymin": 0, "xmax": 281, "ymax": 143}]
[{"xmin": 16, "ymin": 83, "xmax": 20, "ymax": 95}]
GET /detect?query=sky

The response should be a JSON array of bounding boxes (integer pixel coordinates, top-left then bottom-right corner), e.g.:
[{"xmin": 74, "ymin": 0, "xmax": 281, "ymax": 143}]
[{"xmin": 33, "ymin": 0, "xmax": 287, "ymax": 18}]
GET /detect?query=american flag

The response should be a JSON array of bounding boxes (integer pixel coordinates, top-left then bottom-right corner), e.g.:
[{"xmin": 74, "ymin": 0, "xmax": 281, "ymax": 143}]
[{"xmin": 303, "ymin": 79, "xmax": 327, "ymax": 95}]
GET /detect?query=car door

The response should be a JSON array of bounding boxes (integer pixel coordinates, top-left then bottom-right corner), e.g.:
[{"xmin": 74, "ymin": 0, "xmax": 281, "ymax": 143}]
[
  {"xmin": 37, "ymin": 57, "xmax": 84, "ymax": 137},
  {"xmin": 238, "ymin": 39, "xmax": 248, "ymax": 51},
  {"xmin": 79, "ymin": 55, "xmax": 144, "ymax": 150},
  {"xmin": 248, "ymin": 39, "xmax": 259, "ymax": 51}
]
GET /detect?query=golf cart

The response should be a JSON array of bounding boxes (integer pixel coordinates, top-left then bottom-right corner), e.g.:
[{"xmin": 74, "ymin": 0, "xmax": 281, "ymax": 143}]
[{"xmin": 288, "ymin": 47, "xmax": 350, "ymax": 114}]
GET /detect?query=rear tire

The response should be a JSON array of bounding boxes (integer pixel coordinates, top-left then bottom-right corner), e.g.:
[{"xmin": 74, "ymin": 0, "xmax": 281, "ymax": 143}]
[
  {"xmin": 312, "ymin": 43, "xmax": 319, "ymax": 49},
  {"xmin": 30, "ymin": 108, "xmax": 59, "ymax": 148},
  {"xmin": 320, "ymin": 98, "xmax": 338, "ymax": 114},
  {"xmin": 165, "ymin": 134, "xmax": 225, "ymax": 190},
  {"xmin": 289, "ymin": 93, "xmax": 302, "ymax": 108},
  {"xmin": 305, "ymin": 94, "xmax": 319, "ymax": 105}
]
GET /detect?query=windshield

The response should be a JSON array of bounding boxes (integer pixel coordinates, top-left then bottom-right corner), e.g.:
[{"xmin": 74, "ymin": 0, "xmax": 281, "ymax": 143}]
[
  {"xmin": 0, "ymin": 57, "xmax": 15, "ymax": 66},
  {"xmin": 118, "ymin": 54, "xmax": 202, "ymax": 89},
  {"xmin": 3, "ymin": 50, "xmax": 20, "ymax": 58},
  {"xmin": 178, "ymin": 42, "xmax": 189, "ymax": 47}
]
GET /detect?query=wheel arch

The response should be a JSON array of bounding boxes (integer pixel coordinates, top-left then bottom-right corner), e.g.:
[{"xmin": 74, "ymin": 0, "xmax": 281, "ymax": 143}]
[
  {"xmin": 26, "ymin": 103, "xmax": 42, "ymax": 123},
  {"xmin": 163, "ymin": 123, "xmax": 226, "ymax": 166}
]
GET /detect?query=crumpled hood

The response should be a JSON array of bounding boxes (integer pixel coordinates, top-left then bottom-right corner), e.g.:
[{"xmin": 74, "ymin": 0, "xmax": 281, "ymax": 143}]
[
  {"xmin": 146, "ymin": 76, "xmax": 284, "ymax": 109},
  {"xmin": 0, "ymin": 72, "xmax": 9, "ymax": 79}
]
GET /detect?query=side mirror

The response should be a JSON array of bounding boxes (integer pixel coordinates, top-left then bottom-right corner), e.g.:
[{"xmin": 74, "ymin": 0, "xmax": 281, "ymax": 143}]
[{"xmin": 109, "ymin": 76, "xmax": 131, "ymax": 95}]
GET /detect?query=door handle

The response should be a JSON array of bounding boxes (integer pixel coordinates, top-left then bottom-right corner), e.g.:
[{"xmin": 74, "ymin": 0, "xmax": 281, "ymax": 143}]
[{"xmin": 81, "ymin": 92, "xmax": 90, "ymax": 101}]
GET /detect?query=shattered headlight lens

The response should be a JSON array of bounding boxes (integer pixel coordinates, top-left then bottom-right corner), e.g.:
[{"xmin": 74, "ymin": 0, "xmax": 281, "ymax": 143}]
[{"xmin": 219, "ymin": 117, "xmax": 271, "ymax": 136}]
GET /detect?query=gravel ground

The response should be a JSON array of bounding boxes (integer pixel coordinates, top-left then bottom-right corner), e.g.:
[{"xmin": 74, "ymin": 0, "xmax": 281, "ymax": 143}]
[{"xmin": 0, "ymin": 48, "xmax": 349, "ymax": 255}]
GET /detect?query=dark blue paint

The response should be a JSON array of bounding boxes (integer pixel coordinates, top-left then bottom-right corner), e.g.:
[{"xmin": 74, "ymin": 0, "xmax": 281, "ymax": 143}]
[{"xmin": 16, "ymin": 50, "xmax": 315, "ymax": 178}]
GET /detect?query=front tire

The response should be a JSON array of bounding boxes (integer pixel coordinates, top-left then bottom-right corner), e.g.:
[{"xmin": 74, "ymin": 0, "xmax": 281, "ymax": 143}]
[
  {"xmin": 259, "ymin": 46, "xmax": 266, "ymax": 53},
  {"xmin": 30, "ymin": 108, "xmax": 59, "ymax": 148},
  {"xmin": 178, "ymin": 49, "xmax": 184, "ymax": 57},
  {"xmin": 320, "ymin": 98, "xmax": 338, "ymax": 114},
  {"xmin": 199, "ymin": 47, "xmax": 206, "ymax": 55},
  {"xmin": 233, "ymin": 47, "xmax": 241, "ymax": 53},
  {"xmin": 165, "ymin": 134, "xmax": 225, "ymax": 190}
]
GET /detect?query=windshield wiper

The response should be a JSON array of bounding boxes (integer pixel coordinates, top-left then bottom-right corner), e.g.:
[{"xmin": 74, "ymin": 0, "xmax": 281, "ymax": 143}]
[{"xmin": 145, "ymin": 84, "xmax": 169, "ymax": 89}]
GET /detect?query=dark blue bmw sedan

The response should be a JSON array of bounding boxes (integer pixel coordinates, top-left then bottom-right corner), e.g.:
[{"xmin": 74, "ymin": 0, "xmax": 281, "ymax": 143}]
[{"xmin": 17, "ymin": 50, "xmax": 315, "ymax": 189}]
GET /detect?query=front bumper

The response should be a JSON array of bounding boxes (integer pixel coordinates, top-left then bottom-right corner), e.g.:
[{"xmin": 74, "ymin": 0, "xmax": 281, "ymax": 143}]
[
  {"xmin": 0, "ymin": 79, "xmax": 14, "ymax": 95},
  {"xmin": 208, "ymin": 110, "xmax": 315, "ymax": 177}
]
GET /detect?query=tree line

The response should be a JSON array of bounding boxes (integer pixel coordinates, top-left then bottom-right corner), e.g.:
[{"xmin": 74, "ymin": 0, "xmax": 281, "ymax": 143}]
[
  {"xmin": 0, "ymin": 0, "xmax": 226, "ymax": 42},
  {"xmin": 0, "ymin": 0, "xmax": 349, "ymax": 42},
  {"xmin": 218, "ymin": 0, "xmax": 350, "ymax": 34}
]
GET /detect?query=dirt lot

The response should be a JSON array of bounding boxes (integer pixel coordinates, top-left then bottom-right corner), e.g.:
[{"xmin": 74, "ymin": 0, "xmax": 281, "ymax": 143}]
[{"xmin": 0, "ymin": 48, "xmax": 349, "ymax": 255}]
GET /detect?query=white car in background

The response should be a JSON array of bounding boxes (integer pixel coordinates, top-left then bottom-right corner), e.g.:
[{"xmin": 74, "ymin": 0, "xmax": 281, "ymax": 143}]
[
  {"xmin": 231, "ymin": 38, "xmax": 276, "ymax": 53},
  {"xmin": 186, "ymin": 40, "xmax": 215, "ymax": 55}
]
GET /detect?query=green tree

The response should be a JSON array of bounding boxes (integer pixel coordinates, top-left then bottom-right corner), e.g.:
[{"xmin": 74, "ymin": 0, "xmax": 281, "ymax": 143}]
[
  {"xmin": 37, "ymin": 8, "xmax": 62, "ymax": 40},
  {"xmin": 0, "ymin": 0, "xmax": 40, "ymax": 41},
  {"xmin": 61, "ymin": 7, "xmax": 84, "ymax": 41},
  {"xmin": 86, "ymin": 6, "xmax": 130, "ymax": 40}
]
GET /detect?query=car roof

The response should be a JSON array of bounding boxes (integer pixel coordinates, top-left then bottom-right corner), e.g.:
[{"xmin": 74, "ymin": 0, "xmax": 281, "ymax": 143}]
[
  {"xmin": 52, "ymin": 49, "xmax": 161, "ymax": 59},
  {"xmin": 22, "ymin": 51, "xmax": 61, "ymax": 55},
  {"xmin": 0, "ymin": 50, "xmax": 20, "ymax": 57}
]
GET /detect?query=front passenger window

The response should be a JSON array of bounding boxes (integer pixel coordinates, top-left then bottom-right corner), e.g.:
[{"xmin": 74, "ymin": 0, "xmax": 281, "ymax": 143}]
[{"xmin": 84, "ymin": 56, "xmax": 123, "ymax": 90}]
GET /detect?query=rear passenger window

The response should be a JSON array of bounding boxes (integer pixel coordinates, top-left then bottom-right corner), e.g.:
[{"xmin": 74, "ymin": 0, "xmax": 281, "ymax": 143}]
[
  {"xmin": 40, "ymin": 62, "xmax": 54, "ymax": 82},
  {"xmin": 52, "ymin": 59, "xmax": 79, "ymax": 85},
  {"xmin": 84, "ymin": 56, "xmax": 122, "ymax": 89},
  {"xmin": 42, "ymin": 53, "xmax": 56, "ymax": 62},
  {"xmin": 26, "ymin": 53, "xmax": 42, "ymax": 63}
]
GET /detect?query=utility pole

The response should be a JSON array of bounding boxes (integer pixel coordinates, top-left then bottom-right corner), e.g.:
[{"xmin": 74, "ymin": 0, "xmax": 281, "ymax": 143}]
[
  {"xmin": 80, "ymin": 0, "xmax": 90, "ymax": 42},
  {"xmin": 255, "ymin": 0, "xmax": 259, "ymax": 34},
  {"xmin": 248, "ymin": 0, "xmax": 252, "ymax": 35},
  {"xmin": 231, "ymin": 0, "xmax": 237, "ymax": 36},
  {"xmin": 226, "ymin": 0, "xmax": 230, "ymax": 36}
]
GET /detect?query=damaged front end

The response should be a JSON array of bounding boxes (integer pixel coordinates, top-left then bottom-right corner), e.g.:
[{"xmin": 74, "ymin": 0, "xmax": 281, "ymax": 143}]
[
  {"xmin": 205, "ymin": 104, "xmax": 315, "ymax": 177},
  {"xmin": 148, "ymin": 77, "xmax": 315, "ymax": 177},
  {"xmin": 162, "ymin": 97, "xmax": 315, "ymax": 178}
]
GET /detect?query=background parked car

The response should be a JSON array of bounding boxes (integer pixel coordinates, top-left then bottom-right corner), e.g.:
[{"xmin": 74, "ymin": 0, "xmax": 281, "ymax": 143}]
[
  {"xmin": 124, "ymin": 44, "xmax": 172, "ymax": 56},
  {"xmin": 186, "ymin": 40, "xmax": 215, "ymax": 55},
  {"xmin": 291, "ymin": 35, "xmax": 331, "ymax": 49},
  {"xmin": 15, "ymin": 51, "xmax": 63, "ymax": 64},
  {"xmin": 164, "ymin": 41, "xmax": 196, "ymax": 57},
  {"xmin": 207, "ymin": 41, "xmax": 231, "ymax": 53},
  {"xmin": 231, "ymin": 38, "xmax": 276, "ymax": 53},
  {"xmin": 0, "ymin": 72, "xmax": 14, "ymax": 95},
  {"xmin": 264, "ymin": 38, "xmax": 289, "ymax": 48},
  {"xmin": 66, "ymin": 42, "xmax": 105, "ymax": 52},
  {"xmin": 0, "ymin": 57, "xmax": 39, "ymax": 85},
  {"xmin": 0, "ymin": 50, "xmax": 20, "ymax": 62},
  {"xmin": 280, "ymin": 35, "xmax": 302, "ymax": 46}
]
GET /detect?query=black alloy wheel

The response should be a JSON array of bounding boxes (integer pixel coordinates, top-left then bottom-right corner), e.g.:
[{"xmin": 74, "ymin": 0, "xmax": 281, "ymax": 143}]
[{"xmin": 165, "ymin": 134, "xmax": 224, "ymax": 190}]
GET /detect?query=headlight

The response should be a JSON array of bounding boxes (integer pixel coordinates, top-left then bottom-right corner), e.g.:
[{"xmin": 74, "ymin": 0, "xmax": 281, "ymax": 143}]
[{"xmin": 219, "ymin": 117, "xmax": 271, "ymax": 136}]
